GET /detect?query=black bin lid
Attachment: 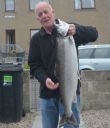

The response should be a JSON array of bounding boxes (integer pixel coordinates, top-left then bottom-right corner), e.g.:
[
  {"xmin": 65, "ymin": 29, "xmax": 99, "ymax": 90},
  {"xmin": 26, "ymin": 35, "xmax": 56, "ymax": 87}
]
[{"xmin": 0, "ymin": 63, "xmax": 23, "ymax": 71}]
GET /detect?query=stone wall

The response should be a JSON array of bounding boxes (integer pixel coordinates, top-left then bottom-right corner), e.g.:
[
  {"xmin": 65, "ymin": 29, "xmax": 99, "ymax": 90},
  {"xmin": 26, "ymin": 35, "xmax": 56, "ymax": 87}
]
[
  {"xmin": 23, "ymin": 70, "xmax": 40, "ymax": 112},
  {"xmin": 81, "ymin": 71, "xmax": 110, "ymax": 110},
  {"xmin": 23, "ymin": 70, "xmax": 110, "ymax": 112},
  {"xmin": 23, "ymin": 70, "xmax": 30, "ymax": 112}
]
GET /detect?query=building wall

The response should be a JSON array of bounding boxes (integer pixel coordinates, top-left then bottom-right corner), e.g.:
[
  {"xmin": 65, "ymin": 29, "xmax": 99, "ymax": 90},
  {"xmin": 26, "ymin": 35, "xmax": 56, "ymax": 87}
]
[
  {"xmin": 50, "ymin": 0, "xmax": 110, "ymax": 44},
  {"xmin": 0, "ymin": 0, "xmax": 110, "ymax": 52}
]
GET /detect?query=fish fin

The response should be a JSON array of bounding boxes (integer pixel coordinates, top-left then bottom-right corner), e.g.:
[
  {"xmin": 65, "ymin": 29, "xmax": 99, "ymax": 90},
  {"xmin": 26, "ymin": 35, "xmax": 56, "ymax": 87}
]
[
  {"xmin": 67, "ymin": 114, "xmax": 78, "ymax": 126},
  {"xmin": 59, "ymin": 113, "xmax": 78, "ymax": 127},
  {"xmin": 59, "ymin": 114, "xmax": 67, "ymax": 127}
]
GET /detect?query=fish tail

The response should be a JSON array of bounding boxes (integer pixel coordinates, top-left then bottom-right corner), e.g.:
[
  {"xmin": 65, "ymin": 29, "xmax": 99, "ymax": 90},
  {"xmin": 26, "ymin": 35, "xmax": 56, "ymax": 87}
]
[{"xmin": 59, "ymin": 113, "xmax": 78, "ymax": 127}]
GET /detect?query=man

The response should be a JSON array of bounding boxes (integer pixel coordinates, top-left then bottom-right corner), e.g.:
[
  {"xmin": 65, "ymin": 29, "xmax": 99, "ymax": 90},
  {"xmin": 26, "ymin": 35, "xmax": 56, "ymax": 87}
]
[{"xmin": 28, "ymin": 2, "xmax": 98, "ymax": 128}]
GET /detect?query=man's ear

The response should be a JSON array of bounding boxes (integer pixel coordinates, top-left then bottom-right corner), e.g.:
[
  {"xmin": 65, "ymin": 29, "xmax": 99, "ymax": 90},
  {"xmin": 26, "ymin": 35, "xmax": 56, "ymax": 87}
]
[
  {"xmin": 52, "ymin": 9, "xmax": 55, "ymax": 15},
  {"xmin": 52, "ymin": 9, "xmax": 56, "ymax": 20}
]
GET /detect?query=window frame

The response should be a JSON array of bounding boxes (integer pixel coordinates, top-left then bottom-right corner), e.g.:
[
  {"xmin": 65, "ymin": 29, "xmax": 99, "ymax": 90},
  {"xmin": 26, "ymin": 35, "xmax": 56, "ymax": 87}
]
[
  {"xmin": 78, "ymin": 48, "xmax": 94, "ymax": 59},
  {"xmin": 6, "ymin": 29, "xmax": 16, "ymax": 44},
  {"xmin": 74, "ymin": 0, "xmax": 96, "ymax": 10},
  {"xmin": 5, "ymin": 0, "xmax": 15, "ymax": 12},
  {"xmin": 30, "ymin": 29, "xmax": 40, "ymax": 37},
  {"xmin": 94, "ymin": 48, "xmax": 110, "ymax": 58},
  {"xmin": 29, "ymin": 0, "xmax": 49, "ymax": 11},
  {"xmin": 29, "ymin": 0, "xmax": 36, "ymax": 11}
]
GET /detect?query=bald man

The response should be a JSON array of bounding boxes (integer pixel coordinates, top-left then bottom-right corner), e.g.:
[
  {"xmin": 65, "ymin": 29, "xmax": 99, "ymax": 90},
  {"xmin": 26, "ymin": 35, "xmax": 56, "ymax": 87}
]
[{"xmin": 28, "ymin": 2, "xmax": 98, "ymax": 128}]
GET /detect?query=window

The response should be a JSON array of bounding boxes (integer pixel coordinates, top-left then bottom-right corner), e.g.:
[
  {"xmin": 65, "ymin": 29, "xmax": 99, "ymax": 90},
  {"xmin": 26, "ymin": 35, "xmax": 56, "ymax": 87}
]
[
  {"xmin": 75, "ymin": 0, "xmax": 95, "ymax": 9},
  {"xmin": 78, "ymin": 48, "xmax": 94, "ymax": 58},
  {"xmin": 5, "ymin": 30, "xmax": 15, "ymax": 53},
  {"xmin": 6, "ymin": 30, "xmax": 15, "ymax": 44},
  {"xmin": 29, "ymin": 0, "xmax": 49, "ymax": 10},
  {"xmin": 94, "ymin": 48, "xmax": 110, "ymax": 58},
  {"xmin": 30, "ymin": 29, "xmax": 39, "ymax": 37},
  {"xmin": 5, "ymin": 0, "xmax": 15, "ymax": 11}
]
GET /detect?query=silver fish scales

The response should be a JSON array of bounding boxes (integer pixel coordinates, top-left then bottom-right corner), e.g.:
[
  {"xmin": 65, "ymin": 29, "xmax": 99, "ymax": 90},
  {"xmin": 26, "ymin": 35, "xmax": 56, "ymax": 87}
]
[{"xmin": 56, "ymin": 36, "xmax": 78, "ymax": 127}]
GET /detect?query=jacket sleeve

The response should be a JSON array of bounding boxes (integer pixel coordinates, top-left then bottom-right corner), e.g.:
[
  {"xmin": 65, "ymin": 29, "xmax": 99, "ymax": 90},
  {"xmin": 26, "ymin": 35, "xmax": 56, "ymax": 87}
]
[
  {"xmin": 74, "ymin": 23, "xmax": 98, "ymax": 46},
  {"xmin": 28, "ymin": 35, "xmax": 47, "ymax": 84}
]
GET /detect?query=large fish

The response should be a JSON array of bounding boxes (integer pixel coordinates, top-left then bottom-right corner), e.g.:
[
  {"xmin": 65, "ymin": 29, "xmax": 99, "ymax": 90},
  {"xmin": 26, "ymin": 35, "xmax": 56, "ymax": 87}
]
[{"xmin": 56, "ymin": 35, "xmax": 78, "ymax": 127}]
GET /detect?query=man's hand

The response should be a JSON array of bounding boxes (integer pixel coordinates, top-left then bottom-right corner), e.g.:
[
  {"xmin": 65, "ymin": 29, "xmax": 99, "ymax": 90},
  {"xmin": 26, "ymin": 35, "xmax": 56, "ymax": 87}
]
[
  {"xmin": 68, "ymin": 24, "xmax": 76, "ymax": 35},
  {"xmin": 46, "ymin": 78, "xmax": 59, "ymax": 90}
]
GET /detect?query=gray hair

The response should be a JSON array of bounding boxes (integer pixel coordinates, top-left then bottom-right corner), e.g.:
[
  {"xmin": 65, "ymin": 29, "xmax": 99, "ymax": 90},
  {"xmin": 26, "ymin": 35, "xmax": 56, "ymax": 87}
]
[{"xmin": 35, "ymin": 1, "xmax": 53, "ymax": 15}]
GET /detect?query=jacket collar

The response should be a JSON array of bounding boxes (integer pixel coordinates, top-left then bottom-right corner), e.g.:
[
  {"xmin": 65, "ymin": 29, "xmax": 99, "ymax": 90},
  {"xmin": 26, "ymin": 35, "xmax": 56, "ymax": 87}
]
[{"xmin": 39, "ymin": 26, "xmax": 58, "ymax": 36}]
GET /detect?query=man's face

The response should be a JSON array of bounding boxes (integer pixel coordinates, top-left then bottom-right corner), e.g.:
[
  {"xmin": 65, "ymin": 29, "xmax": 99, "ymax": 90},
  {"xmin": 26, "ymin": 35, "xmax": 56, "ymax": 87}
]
[{"xmin": 36, "ymin": 4, "xmax": 55, "ymax": 29}]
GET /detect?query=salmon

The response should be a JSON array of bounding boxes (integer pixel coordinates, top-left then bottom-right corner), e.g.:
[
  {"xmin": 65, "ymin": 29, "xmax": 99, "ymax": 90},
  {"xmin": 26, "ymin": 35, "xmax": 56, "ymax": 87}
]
[{"xmin": 56, "ymin": 36, "xmax": 78, "ymax": 127}]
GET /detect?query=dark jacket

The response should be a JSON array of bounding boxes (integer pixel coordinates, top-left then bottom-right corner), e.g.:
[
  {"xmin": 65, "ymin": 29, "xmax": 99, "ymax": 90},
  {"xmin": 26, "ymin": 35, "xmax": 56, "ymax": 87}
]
[{"xmin": 28, "ymin": 24, "xmax": 98, "ymax": 99}]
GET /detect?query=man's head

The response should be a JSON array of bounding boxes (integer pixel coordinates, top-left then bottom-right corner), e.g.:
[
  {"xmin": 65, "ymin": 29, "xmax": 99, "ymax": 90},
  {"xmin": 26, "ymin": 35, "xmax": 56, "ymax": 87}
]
[{"xmin": 35, "ymin": 2, "xmax": 55, "ymax": 31}]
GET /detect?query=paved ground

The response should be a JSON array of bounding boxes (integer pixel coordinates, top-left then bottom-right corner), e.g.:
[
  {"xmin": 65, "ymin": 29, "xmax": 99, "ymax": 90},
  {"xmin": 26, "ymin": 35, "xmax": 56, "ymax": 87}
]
[
  {"xmin": 81, "ymin": 109, "xmax": 110, "ymax": 128},
  {"xmin": 32, "ymin": 112, "xmax": 86, "ymax": 128},
  {"xmin": 32, "ymin": 112, "xmax": 42, "ymax": 128},
  {"xmin": 0, "ymin": 109, "xmax": 110, "ymax": 128},
  {"xmin": 32, "ymin": 109, "xmax": 110, "ymax": 128}
]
